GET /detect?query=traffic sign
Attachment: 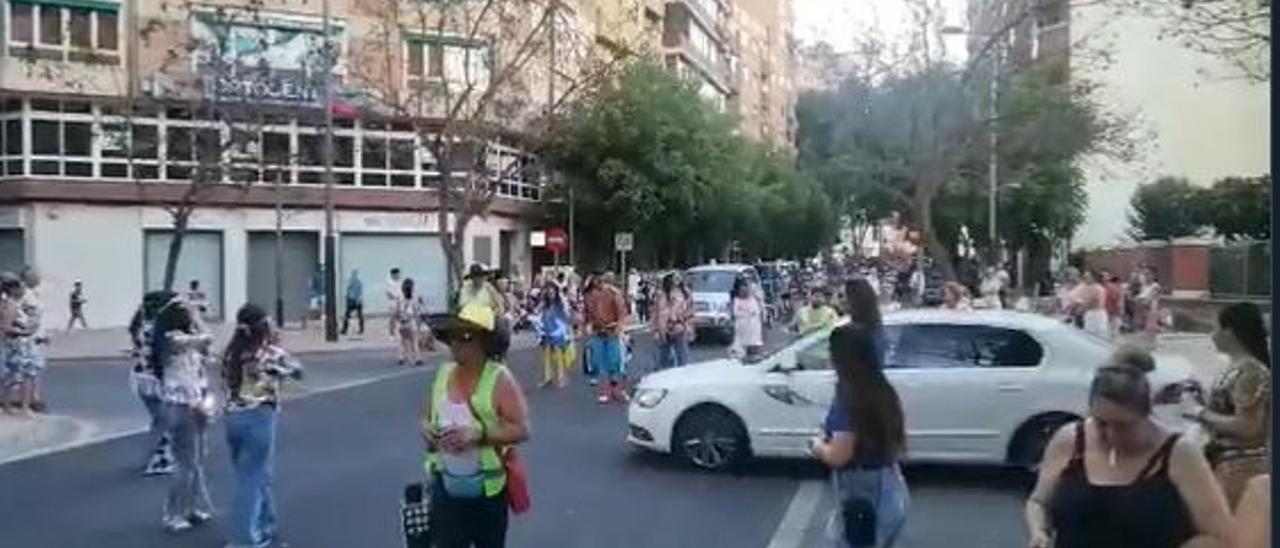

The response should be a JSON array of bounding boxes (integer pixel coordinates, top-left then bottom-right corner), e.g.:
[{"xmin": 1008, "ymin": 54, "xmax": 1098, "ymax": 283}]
[
  {"xmin": 546, "ymin": 227, "xmax": 568, "ymax": 254},
  {"xmin": 615, "ymin": 232, "xmax": 633, "ymax": 252}
]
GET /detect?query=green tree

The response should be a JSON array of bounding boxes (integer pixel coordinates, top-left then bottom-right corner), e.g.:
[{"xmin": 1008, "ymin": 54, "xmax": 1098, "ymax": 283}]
[
  {"xmin": 1198, "ymin": 175, "xmax": 1271, "ymax": 241},
  {"xmin": 543, "ymin": 59, "xmax": 833, "ymax": 268},
  {"xmin": 1126, "ymin": 176, "xmax": 1206, "ymax": 241}
]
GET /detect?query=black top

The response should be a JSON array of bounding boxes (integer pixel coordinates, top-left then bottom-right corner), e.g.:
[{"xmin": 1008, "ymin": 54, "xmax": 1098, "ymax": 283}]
[{"xmin": 1049, "ymin": 422, "xmax": 1194, "ymax": 548}]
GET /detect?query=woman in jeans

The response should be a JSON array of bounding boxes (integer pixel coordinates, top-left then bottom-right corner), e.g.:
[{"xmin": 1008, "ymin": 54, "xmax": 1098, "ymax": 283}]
[
  {"xmin": 153, "ymin": 297, "xmax": 216, "ymax": 533},
  {"xmin": 810, "ymin": 324, "xmax": 909, "ymax": 548},
  {"xmin": 221, "ymin": 303, "xmax": 303, "ymax": 548},
  {"xmin": 651, "ymin": 273, "xmax": 693, "ymax": 371},
  {"xmin": 129, "ymin": 290, "xmax": 179, "ymax": 476}
]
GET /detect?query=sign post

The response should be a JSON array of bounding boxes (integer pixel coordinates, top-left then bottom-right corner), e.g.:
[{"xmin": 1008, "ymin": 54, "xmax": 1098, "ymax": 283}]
[
  {"xmin": 615, "ymin": 232, "xmax": 633, "ymax": 298},
  {"xmin": 546, "ymin": 227, "xmax": 568, "ymax": 268}
]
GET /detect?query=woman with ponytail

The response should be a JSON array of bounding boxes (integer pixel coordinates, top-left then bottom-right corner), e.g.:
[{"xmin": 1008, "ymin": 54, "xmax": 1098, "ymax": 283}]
[
  {"xmin": 1177, "ymin": 302, "xmax": 1271, "ymax": 509},
  {"xmin": 221, "ymin": 303, "xmax": 302, "ymax": 548}
]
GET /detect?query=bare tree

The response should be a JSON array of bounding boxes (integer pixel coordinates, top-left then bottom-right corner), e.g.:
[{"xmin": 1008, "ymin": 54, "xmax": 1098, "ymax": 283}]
[
  {"xmin": 352, "ymin": 0, "xmax": 642, "ymax": 296},
  {"xmin": 1107, "ymin": 0, "xmax": 1270, "ymax": 82}
]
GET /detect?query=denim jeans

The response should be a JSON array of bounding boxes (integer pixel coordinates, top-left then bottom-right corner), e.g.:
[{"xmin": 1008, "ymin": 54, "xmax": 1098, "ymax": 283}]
[
  {"xmin": 224, "ymin": 405, "xmax": 278, "ymax": 546},
  {"xmin": 824, "ymin": 464, "xmax": 909, "ymax": 548},
  {"xmin": 587, "ymin": 334, "xmax": 623, "ymax": 380},
  {"xmin": 163, "ymin": 402, "xmax": 213, "ymax": 521},
  {"xmin": 655, "ymin": 336, "xmax": 690, "ymax": 371}
]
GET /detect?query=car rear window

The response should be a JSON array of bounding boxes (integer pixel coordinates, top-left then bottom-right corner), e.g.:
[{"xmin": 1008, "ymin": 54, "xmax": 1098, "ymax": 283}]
[{"xmin": 686, "ymin": 270, "xmax": 739, "ymax": 293}]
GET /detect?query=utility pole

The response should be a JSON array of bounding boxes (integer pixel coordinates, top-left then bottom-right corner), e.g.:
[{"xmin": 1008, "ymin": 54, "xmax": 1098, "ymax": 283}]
[
  {"xmin": 321, "ymin": 0, "xmax": 338, "ymax": 342},
  {"xmin": 988, "ymin": 41, "xmax": 1001, "ymax": 265},
  {"xmin": 274, "ymin": 168, "xmax": 285, "ymax": 328}
]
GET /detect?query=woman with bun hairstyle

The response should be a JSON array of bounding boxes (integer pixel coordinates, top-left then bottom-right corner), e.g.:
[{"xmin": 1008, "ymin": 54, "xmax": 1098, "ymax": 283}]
[{"xmin": 1024, "ymin": 348, "xmax": 1233, "ymax": 548}]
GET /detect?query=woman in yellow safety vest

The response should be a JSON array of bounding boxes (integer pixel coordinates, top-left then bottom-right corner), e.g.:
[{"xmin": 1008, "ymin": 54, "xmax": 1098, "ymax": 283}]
[{"xmin": 422, "ymin": 303, "xmax": 530, "ymax": 548}]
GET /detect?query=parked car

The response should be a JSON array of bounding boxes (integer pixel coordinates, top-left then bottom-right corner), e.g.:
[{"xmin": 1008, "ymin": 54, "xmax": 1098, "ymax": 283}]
[
  {"xmin": 627, "ymin": 309, "xmax": 1194, "ymax": 471},
  {"xmin": 684, "ymin": 264, "xmax": 762, "ymax": 344}
]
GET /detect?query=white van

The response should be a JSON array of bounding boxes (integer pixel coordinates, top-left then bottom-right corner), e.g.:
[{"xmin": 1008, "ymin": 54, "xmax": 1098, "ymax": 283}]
[{"xmin": 684, "ymin": 264, "xmax": 761, "ymax": 344}]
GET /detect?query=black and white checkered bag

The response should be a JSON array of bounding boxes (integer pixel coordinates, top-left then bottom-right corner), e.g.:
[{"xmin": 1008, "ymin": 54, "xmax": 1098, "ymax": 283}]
[{"xmin": 401, "ymin": 482, "xmax": 431, "ymax": 548}]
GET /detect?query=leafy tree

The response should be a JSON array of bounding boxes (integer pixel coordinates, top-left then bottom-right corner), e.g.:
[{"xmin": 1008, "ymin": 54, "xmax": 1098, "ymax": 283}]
[
  {"xmin": 1126, "ymin": 176, "xmax": 1206, "ymax": 241},
  {"xmin": 1199, "ymin": 175, "xmax": 1271, "ymax": 241},
  {"xmin": 543, "ymin": 59, "xmax": 833, "ymax": 269}
]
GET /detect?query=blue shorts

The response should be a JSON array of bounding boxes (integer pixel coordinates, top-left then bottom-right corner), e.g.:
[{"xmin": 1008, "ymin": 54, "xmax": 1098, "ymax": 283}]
[{"xmin": 587, "ymin": 334, "xmax": 623, "ymax": 379}]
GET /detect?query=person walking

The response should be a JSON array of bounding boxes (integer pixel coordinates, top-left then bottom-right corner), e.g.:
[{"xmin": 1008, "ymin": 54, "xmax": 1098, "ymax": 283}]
[
  {"xmin": 536, "ymin": 284, "xmax": 573, "ymax": 389},
  {"xmin": 422, "ymin": 303, "xmax": 531, "ymax": 548},
  {"xmin": 1135, "ymin": 268, "xmax": 1164, "ymax": 345},
  {"xmin": 20, "ymin": 266, "xmax": 49, "ymax": 412},
  {"xmin": 153, "ymin": 297, "xmax": 216, "ymax": 533},
  {"xmin": 1, "ymin": 275, "xmax": 37, "ymax": 416},
  {"xmin": 1024, "ymin": 357, "xmax": 1233, "ymax": 548},
  {"xmin": 129, "ymin": 290, "xmax": 179, "ymax": 476},
  {"xmin": 220, "ymin": 303, "xmax": 303, "ymax": 548},
  {"xmin": 396, "ymin": 278, "xmax": 426, "ymax": 367},
  {"xmin": 810, "ymin": 325, "xmax": 909, "ymax": 548},
  {"xmin": 67, "ymin": 279, "xmax": 88, "ymax": 330},
  {"xmin": 386, "ymin": 268, "xmax": 403, "ymax": 339},
  {"xmin": 730, "ymin": 277, "xmax": 764, "ymax": 359},
  {"xmin": 979, "ymin": 267, "xmax": 1003, "ymax": 310},
  {"xmin": 1103, "ymin": 274, "xmax": 1125, "ymax": 339},
  {"xmin": 304, "ymin": 267, "xmax": 324, "ymax": 329},
  {"xmin": 342, "ymin": 269, "xmax": 365, "ymax": 336},
  {"xmin": 1077, "ymin": 270, "xmax": 1110, "ymax": 338},
  {"xmin": 1175, "ymin": 302, "xmax": 1271, "ymax": 509},
  {"xmin": 651, "ymin": 273, "xmax": 694, "ymax": 371},
  {"xmin": 792, "ymin": 290, "xmax": 838, "ymax": 334},
  {"xmin": 186, "ymin": 279, "xmax": 209, "ymax": 318},
  {"xmin": 584, "ymin": 272, "xmax": 629, "ymax": 403}
]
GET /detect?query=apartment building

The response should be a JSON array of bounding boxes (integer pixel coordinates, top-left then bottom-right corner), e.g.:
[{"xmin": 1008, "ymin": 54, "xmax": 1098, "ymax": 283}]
[
  {"xmin": 968, "ymin": 0, "xmax": 1270, "ymax": 246},
  {"xmin": 0, "ymin": 0, "xmax": 593, "ymax": 327}
]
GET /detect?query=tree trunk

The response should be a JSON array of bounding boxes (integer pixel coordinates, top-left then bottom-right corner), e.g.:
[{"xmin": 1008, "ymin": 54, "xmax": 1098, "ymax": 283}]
[
  {"xmin": 914, "ymin": 195, "xmax": 956, "ymax": 282},
  {"xmin": 161, "ymin": 209, "xmax": 191, "ymax": 291}
]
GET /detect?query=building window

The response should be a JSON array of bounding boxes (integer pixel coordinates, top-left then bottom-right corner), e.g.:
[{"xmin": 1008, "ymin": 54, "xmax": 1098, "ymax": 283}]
[
  {"xmin": 1035, "ymin": 0, "xmax": 1067, "ymax": 29},
  {"xmin": 6, "ymin": 1, "xmax": 121, "ymax": 62},
  {"xmin": 405, "ymin": 37, "xmax": 490, "ymax": 89}
]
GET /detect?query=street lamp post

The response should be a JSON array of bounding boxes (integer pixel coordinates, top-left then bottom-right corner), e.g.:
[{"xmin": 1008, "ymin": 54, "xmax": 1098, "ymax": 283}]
[
  {"xmin": 943, "ymin": 22, "xmax": 1006, "ymax": 264},
  {"xmin": 321, "ymin": 0, "xmax": 338, "ymax": 342}
]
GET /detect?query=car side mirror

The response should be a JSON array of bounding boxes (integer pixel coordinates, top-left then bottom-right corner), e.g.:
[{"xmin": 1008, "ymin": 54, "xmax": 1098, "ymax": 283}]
[{"xmin": 771, "ymin": 357, "xmax": 799, "ymax": 373}]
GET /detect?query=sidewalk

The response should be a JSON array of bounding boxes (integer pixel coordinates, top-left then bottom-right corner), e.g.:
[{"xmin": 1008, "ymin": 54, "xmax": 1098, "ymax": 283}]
[
  {"xmin": 47, "ymin": 318, "xmax": 650, "ymax": 361},
  {"xmin": 46, "ymin": 322, "xmax": 402, "ymax": 361}
]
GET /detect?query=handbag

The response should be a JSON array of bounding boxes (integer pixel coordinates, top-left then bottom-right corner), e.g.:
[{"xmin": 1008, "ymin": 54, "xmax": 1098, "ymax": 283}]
[
  {"xmin": 503, "ymin": 447, "xmax": 532, "ymax": 514},
  {"xmin": 841, "ymin": 497, "xmax": 877, "ymax": 546},
  {"xmin": 401, "ymin": 482, "xmax": 432, "ymax": 548}
]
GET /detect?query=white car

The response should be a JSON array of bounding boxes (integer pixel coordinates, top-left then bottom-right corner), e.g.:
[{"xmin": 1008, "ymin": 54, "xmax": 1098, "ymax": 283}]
[{"xmin": 627, "ymin": 309, "xmax": 1194, "ymax": 471}]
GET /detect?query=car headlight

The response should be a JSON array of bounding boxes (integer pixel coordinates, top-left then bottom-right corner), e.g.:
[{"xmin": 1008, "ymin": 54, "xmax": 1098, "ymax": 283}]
[{"xmin": 633, "ymin": 388, "xmax": 668, "ymax": 409}]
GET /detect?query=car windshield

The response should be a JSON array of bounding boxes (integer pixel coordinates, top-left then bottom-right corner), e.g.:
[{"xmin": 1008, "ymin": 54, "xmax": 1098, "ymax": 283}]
[{"xmin": 686, "ymin": 270, "xmax": 739, "ymax": 294}]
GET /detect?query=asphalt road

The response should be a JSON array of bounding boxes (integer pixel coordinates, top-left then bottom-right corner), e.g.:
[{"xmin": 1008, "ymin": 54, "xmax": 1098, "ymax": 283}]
[{"xmin": 0, "ymin": 331, "xmax": 1032, "ymax": 548}]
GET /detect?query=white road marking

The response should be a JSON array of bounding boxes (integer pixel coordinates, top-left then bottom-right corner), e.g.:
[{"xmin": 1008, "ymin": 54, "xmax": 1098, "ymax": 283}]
[{"xmin": 766, "ymin": 479, "xmax": 826, "ymax": 548}]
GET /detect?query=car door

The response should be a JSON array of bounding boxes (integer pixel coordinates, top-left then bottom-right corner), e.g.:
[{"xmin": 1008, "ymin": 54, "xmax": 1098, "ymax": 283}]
[
  {"xmin": 886, "ymin": 323, "xmax": 1041, "ymax": 462},
  {"xmin": 749, "ymin": 334, "xmax": 834, "ymax": 458}
]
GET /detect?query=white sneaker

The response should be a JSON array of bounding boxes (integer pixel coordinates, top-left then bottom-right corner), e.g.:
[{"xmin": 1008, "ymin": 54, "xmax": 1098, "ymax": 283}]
[
  {"xmin": 163, "ymin": 516, "xmax": 193, "ymax": 533},
  {"xmin": 188, "ymin": 510, "xmax": 213, "ymax": 526}
]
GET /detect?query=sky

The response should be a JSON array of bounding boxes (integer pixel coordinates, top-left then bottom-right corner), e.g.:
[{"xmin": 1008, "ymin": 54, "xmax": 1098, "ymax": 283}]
[{"xmin": 793, "ymin": 0, "xmax": 968, "ymax": 61}]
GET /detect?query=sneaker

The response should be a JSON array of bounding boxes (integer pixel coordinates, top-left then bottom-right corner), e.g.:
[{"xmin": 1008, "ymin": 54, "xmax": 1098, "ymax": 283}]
[
  {"xmin": 187, "ymin": 510, "xmax": 213, "ymax": 526},
  {"xmin": 143, "ymin": 457, "xmax": 176, "ymax": 476},
  {"xmin": 596, "ymin": 392, "xmax": 610, "ymax": 404},
  {"xmin": 588, "ymin": 377, "xmax": 599, "ymax": 387},
  {"xmin": 163, "ymin": 516, "xmax": 193, "ymax": 533}
]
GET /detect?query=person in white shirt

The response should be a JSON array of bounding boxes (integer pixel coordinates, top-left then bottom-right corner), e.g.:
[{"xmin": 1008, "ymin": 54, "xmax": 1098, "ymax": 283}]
[{"xmin": 385, "ymin": 268, "xmax": 403, "ymax": 339}]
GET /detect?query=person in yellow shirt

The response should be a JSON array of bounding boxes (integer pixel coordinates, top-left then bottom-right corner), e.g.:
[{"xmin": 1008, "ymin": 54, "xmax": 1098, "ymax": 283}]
[{"xmin": 792, "ymin": 290, "xmax": 838, "ymax": 334}]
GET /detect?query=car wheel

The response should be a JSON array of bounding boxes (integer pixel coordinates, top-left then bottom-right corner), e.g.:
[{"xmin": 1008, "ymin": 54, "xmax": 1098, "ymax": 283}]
[
  {"xmin": 674, "ymin": 405, "xmax": 748, "ymax": 471},
  {"xmin": 1011, "ymin": 413, "xmax": 1078, "ymax": 471}
]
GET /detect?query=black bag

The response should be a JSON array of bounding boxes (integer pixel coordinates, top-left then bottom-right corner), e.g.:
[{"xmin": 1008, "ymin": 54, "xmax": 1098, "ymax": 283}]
[
  {"xmin": 402, "ymin": 482, "xmax": 431, "ymax": 548},
  {"xmin": 841, "ymin": 497, "xmax": 877, "ymax": 546}
]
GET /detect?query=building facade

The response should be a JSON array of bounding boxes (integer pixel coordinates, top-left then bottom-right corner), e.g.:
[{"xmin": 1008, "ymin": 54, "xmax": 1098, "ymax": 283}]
[
  {"xmin": 0, "ymin": 0, "xmax": 568, "ymax": 328},
  {"xmin": 0, "ymin": 0, "xmax": 797, "ymax": 328}
]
